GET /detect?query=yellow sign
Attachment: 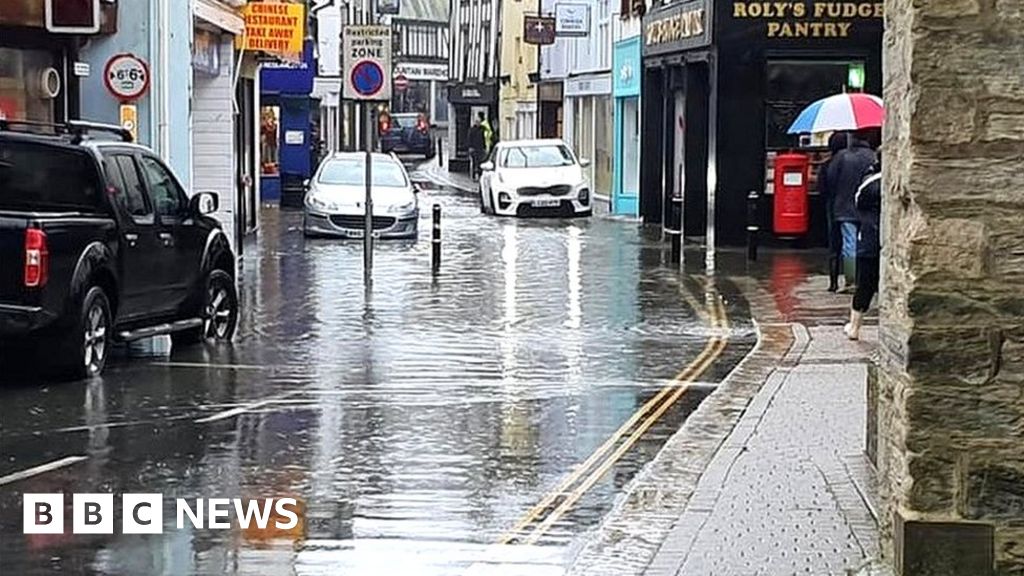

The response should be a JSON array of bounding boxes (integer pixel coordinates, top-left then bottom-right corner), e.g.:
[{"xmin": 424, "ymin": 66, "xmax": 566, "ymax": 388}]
[
  {"xmin": 236, "ymin": 2, "xmax": 304, "ymax": 57},
  {"xmin": 733, "ymin": 1, "xmax": 883, "ymax": 37},
  {"xmin": 119, "ymin": 104, "xmax": 138, "ymax": 142}
]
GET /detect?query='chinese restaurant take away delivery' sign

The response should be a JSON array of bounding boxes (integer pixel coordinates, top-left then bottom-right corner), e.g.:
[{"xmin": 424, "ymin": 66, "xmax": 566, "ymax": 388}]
[{"xmin": 237, "ymin": 2, "xmax": 305, "ymax": 59}]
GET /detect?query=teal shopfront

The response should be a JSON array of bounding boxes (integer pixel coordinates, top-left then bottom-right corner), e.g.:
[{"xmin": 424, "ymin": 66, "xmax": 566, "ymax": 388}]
[{"xmin": 611, "ymin": 37, "xmax": 642, "ymax": 217}]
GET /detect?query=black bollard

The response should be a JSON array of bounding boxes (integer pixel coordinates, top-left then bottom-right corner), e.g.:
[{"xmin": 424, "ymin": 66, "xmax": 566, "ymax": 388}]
[
  {"xmin": 747, "ymin": 190, "xmax": 760, "ymax": 261},
  {"xmin": 437, "ymin": 138, "xmax": 443, "ymax": 166},
  {"xmin": 431, "ymin": 204, "xmax": 441, "ymax": 272},
  {"xmin": 669, "ymin": 195, "xmax": 683, "ymax": 266}
]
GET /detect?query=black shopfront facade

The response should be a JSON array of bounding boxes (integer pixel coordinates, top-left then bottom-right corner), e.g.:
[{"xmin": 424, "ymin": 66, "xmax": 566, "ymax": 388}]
[{"xmin": 639, "ymin": 0, "xmax": 883, "ymax": 246}]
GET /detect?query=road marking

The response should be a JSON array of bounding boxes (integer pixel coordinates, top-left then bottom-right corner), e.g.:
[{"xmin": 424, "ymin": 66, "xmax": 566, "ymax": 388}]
[
  {"xmin": 0, "ymin": 455, "xmax": 88, "ymax": 486},
  {"xmin": 499, "ymin": 293, "xmax": 730, "ymax": 545},
  {"xmin": 193, "ymin": 392, "xmax": 301, "ymax": 424},
  {"xmin": 150, "ymin": 361, "xmax": 268, "ymax": 371}
]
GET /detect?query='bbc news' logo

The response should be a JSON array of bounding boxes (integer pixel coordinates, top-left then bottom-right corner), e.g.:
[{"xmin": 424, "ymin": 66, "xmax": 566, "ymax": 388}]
[{"xmin": 24, "ymin": 494, "xmax": 300, "ymax": 534}]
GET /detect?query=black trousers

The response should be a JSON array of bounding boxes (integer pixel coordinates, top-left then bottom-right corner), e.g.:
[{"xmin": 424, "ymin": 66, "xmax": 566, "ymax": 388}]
[{"xmin": 853, "ymin": 257, "xmax": 880, "ymax": 312}]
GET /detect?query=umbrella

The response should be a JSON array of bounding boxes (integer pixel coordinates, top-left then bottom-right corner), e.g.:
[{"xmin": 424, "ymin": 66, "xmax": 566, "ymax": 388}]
[{"xmin": 787, "ymin": 93, "xmax": 884, "ymax": 134}]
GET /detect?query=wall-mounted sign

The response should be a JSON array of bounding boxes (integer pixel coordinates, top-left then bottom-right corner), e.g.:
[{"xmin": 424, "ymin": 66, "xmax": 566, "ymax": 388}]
[
  {"xmin": 237, "ymin": 2, "xmax": 305, "ymax": 59},
  {"xmin": 565, "ymin": 73, "xmax": 611, "ymax": 97},
  {"xmin": 378, "ymin": 0, "xmax": 401, "ymax": 15},
  {"xmin": 394, "ymin": 63, "xmax": 448, "ymax": 81},
  {"xmin": 343, "ymin": 25, "xmax": 392, "ymax": 101},
  {"xmin": 73, "ymin": 62, "xmax": 91, "ymax": 77},
  {"xmin": 643, "ymin": 0, "xmax": 711, "ymax": 56},
  {"xmin": 284, "ymin": 130, "xmax": 305, "ymax": 145},
  {"xmin": 192, "ymin": 29, "xmax": 222, "ymax": 76},
  {"xmin": 732, "ymin": 1, "xmax": 883, "ymax": 38},
  {"xmin": 119, "ymin": 104, "xmax": 138, "ymax": 142},
  {"xmin": 555, "ymin": 3, "xmax": 590, "ymax": 37},
  {"xmin": 104, "ymin": 54, "xmax": 150, "ymax": 102},
  {"xmin": 525, "ymin": 16, "xmax": 557, "ymax": 45}
]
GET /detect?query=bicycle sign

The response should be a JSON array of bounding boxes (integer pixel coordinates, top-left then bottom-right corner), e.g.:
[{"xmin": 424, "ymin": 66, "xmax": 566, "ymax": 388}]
[{"xmin": 104, "ymin": 54, "xmax": 150, "ymax": 102}]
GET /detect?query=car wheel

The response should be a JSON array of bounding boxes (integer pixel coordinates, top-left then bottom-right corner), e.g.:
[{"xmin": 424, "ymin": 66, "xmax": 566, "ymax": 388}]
[
  {"xmin": 172, "ymin": 270, "xmax": 238, "ymax": 346},
  {"xmin": 53, "ymin": 286, "xmax": 112, "ymax": 379}
]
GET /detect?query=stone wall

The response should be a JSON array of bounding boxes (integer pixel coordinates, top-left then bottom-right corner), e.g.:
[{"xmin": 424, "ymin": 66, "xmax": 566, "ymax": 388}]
[{"xmin": 878, "ymin": 0, "xmax": 1024, "ymax": 574}]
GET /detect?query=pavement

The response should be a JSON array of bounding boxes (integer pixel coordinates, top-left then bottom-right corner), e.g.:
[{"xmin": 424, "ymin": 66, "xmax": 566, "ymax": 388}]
[
  {"xmin": 566, "ymin": 266, "xmax": 888, "ymax": 576},
  {"xmin": 411, "ymin": 148, "xmax": 478, "ymax": 194}
]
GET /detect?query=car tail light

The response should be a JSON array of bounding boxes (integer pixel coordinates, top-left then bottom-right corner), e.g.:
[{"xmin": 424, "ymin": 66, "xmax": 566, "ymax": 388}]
[
  {"xmin": 379, "ymin": 115, "xmax": 391, "ymax": 134},
  {"xmin": 24, "ymin": 228, "xmax": 49, "ymax": 288}
]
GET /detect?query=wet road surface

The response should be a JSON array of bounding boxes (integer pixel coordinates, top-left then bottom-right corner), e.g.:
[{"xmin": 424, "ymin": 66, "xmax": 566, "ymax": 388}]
[{"xmin": 0, "ymin": 166, "xmax": 756, "ymax": 575}]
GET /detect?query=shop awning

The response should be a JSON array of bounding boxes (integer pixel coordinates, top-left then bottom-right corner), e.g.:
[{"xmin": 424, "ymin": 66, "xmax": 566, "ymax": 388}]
[{"xmin": 195, "ymin": 0, "xmax": 245, "ymax": 35}]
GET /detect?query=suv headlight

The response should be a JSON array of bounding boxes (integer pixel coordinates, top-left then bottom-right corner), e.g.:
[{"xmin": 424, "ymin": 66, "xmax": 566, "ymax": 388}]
[{"xmin": 306, "ymin": 193, "xmax": 332, "ymax": 211}]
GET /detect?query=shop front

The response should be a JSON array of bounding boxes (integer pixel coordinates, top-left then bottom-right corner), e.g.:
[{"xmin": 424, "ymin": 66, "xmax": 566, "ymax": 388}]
[
  {"xmin": 0, "ymin": 2, "xmax": 117, "ymax": 123},
  {"xmin": 260, "ymin": 41, "xmax": 317, "ymax": 205},
  {"xmin": 564, "ymin": 73, "xmax": 612, "ymax": 205},
  {"xmin": 392, "ymin": 62, "xmax": 449, "ymax": 126},
  {"xmin": 640, "ymin": 0, "xmax": 883, "ymax": 245},
  {"xmin": 446, "ymin": 82, "xmax": 497, "ymax": 173},
  {"xmin": 611, "ymin": 36, "xmax": 641, "ymax": 217}
]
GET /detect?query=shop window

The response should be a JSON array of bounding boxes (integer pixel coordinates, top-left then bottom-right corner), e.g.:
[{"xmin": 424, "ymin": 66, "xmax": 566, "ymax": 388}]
[
  {"xmin": 764, "ymin": 60, "xmax": 865, "ymax": 150},
  {"xmin": 261, "ymin": 106, "xmax": 281, "ymax": 176},
  {"xmin": 594, "ymin": 96, "xmax": 612, "ymax": 196},
  {"xmin": 0, "ymin": 48, "xmax": 58, "ymax": 123}
]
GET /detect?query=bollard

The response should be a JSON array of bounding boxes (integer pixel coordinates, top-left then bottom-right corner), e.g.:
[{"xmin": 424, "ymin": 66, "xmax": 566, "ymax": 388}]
[
  {"xmin": 747, "ymin": 190, "xmax": 760, "ymax": 261},
  {"xmin": 437, "ymin": 138, "xmax": 443, "ymax": 166},
  {"xmin": 431, "ymin": 204, "xmax": 442, "ymax": 272},
  {"xmin": 669, "ymin": 195, "xmax": 683, "ymax": 266}
]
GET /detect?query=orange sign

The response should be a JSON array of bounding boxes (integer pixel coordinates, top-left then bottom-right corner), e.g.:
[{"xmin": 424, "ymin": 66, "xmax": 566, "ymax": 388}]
[{"xmin": 236, "ymin": 2, "xmax": 305, "ymax": 58}]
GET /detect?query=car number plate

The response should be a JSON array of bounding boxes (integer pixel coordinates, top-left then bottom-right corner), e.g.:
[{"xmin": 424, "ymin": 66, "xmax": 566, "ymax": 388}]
[
  {"xmin": 532, "ymin": 199, "xmax": 560, "ymax": 208},
  {"xmin": 346, "ymin": 229, "xmax": 364, "ymax": 238}
]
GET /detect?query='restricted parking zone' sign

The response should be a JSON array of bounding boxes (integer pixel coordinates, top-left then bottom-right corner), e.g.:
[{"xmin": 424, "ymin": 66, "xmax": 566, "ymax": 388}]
[{"xmin": 343, "ymin": 25, "xmax": 392, "ymax": 101}]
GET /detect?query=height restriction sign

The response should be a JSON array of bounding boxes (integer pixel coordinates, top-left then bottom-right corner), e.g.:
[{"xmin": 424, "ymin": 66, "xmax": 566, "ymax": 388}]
[{"xmin": 343, "ymin": 25, "xmax": 392, "ymax": 101}]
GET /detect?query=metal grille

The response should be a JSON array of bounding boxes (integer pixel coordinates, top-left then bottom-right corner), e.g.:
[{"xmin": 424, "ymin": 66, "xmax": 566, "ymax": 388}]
[
  {"xmin": 517, "ymin": 185, "xmax": 572, "ymax": 196},
  {"xmin": 329, "ymin": 215, "xmax": 396, "ymax": 230}
]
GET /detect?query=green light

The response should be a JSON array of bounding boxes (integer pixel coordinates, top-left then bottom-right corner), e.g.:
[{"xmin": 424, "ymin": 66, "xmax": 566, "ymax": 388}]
[{"xmin": 848, "ymin": 64, "xmax": 866, "ymax": 91}]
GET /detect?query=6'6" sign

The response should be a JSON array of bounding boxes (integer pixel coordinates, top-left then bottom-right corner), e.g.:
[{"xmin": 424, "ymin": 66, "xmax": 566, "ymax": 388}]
[{"xmin": 104, "ymin": 54, "xmax": 150, "ymax": 102}]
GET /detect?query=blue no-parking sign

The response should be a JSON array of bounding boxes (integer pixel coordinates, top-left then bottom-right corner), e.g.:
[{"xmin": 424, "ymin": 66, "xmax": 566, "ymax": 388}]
[{"xmin": 343, "ymin": 25, "xmax": 392, "ymax": 101}]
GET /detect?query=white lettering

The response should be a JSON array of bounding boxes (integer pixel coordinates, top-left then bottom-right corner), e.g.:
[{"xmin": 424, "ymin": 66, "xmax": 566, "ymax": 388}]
[
  {"xmin": 176, "ymin": 499, "xmax": 204, "ymax": 529},
  {"xmin": 274, "ymin": 498, "xmax": 299, "ymax": 529},
  {"xmin": 233, "ymin": 499, "xmax": 274, "ymax": 530},
  {"xmin": 207, "ymin": 498, "xmax": 231, "ymax": 529}
]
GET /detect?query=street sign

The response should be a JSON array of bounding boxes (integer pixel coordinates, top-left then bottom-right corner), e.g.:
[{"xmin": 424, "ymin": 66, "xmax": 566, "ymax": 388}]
[
  {"xmin": 104, "ymin": 54, "xmax": 149, "ymax": 102},
  {"xmin": 555, "ymin": 3, "xmax": 590, "ymax": 36},
  {"xmin": 343, "ymin": 25, "xmax": 392, "ymax": 101},
  {"xmin": 119, "ymin": 104, "xmax": 138, "ymax": 142},
  {"xmin": 524, "ymin": 16, "xmax": 557, "ymax": 45},
  {"xmin": 394, "ymin": 74, "xmax": 409, "ymax": 92},
  {"xmin": 378, "ymin": 0, "xmax": 401, "ymax": 15}
]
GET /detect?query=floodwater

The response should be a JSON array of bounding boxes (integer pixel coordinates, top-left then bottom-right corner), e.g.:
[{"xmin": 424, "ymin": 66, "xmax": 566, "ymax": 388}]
[{"xmin": 0, "ymin": 170, "xmax": 755, "ymax": 575}]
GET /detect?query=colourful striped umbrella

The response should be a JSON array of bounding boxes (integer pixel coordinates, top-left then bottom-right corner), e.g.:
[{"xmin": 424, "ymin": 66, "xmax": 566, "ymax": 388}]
[{"xmin": 787, "ymin": 93, "xmax": 885, "ymax": 134}]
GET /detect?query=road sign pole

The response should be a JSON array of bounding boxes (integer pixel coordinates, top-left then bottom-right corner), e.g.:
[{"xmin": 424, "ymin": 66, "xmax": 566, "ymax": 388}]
[{"xmin": 364, "ymin": 103, "xmax": 373, "ymax": 285}]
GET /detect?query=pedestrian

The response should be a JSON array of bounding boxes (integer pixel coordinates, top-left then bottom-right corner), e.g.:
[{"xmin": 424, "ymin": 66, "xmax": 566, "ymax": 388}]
[
  {"xmin": 844, "ymin": 155, "xmax": 882, "ymax": 340},
  {"xmin": 819, "ymin": 131, "xmax": 849, "ymax": 292},
  {"xmin": 468, "ymin": 113, "xmax": 486, "ymax": 177},
  {"xmin": 824, "ymin": 130, "xmax": 876, "ymax": 291}
]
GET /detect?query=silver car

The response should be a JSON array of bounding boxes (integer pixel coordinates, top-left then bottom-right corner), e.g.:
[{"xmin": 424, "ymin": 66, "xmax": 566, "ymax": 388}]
[{"xmin": 303, "ymin": 152, "xmax": 419, "ymax": 239}]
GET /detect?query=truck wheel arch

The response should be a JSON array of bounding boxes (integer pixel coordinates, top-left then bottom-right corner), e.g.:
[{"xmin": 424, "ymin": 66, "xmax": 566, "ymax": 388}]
[{"xmin": 70, "ymin": 242, "xmax": 119, "ymax": 318}]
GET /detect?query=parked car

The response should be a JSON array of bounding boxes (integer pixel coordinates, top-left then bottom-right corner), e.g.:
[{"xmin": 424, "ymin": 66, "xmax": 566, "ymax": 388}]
[
  {"xmin": 303, "ymin": 152, "xmax": 419, "ymax": 239},
  {"xmin": 478, "ymin": 139, "xmax": 592, "ymax": 217},
  {"xmin": 379, "ymin": 112, "xmax": 436, "ymax": 158},
  {"xmin": 0, "ymin": 120, "xmax": 238, "ymax": 379}
]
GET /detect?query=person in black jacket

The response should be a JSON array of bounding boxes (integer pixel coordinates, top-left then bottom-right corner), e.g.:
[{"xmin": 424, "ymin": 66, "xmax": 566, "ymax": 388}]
[
  {"xmin": 467, "ymin": 113, "xmax": 486, "ymax": 177},
  {"xmin": 825, "ymin": 131, "xmax": 876, "ymax": 291},
  {"xmin": 844, "ymin": 156, "xmax": 882, "ymax": 340},
  {"xmin": 819, "ymin": 132, "xmax": 849, "ymax": 292}
]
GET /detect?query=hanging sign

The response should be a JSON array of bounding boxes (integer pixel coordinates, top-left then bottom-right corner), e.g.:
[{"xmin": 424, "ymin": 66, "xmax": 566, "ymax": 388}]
[
  {"xmin": 524, "ymin": 15, "xmax": 557, "ymax": 45},
  {"xmin": 343, "ymin": 25, "xmax": 392, "ymax": 101},
  {"xmin": 237, "ymin": 2, "xmax": 305, "ymax": 59},
  {"xmin": 104, "ymin": 54, "xmax": 150, "ymax": 102},
  {"xmin": 555, "ymin": 3, "xmax": 590, "ymax": 36}
]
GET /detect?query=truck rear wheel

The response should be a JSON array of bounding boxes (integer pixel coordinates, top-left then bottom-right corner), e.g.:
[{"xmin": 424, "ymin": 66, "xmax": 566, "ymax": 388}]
[{"xmin": 172, "ymin": 270, "xmax": 238, "ymax": 346}]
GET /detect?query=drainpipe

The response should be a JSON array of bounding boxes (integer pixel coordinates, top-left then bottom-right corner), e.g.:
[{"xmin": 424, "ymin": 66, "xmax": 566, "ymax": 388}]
[{"xmin": 157, "ymin": 0, "xmax": 171, "ymax": 159}]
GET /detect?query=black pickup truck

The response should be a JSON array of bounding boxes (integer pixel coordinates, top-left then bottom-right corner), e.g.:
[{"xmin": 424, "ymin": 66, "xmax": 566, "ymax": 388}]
[{"xmin": 0, "ymin": 121, "xmax": 238, "ymax": 380}]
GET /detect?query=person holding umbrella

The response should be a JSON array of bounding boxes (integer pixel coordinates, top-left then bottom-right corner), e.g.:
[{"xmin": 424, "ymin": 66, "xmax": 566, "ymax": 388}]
[
  {"xmin": 845, "ymin": 154, "xmax": 882, "ymax": 340},
  {"xmin": 788, "ymin": 92, "xmax": 885, "ymax": 292}
]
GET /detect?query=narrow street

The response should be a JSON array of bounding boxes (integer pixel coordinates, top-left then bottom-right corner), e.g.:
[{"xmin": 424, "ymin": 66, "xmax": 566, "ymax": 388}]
[{"xmin": 0, "ymin": 165, "xmax": 755, "ymax": 575}]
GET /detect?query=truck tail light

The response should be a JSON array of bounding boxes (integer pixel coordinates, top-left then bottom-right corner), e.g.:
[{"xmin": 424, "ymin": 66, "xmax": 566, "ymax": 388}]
[{"xmin": 24, "ymin": 228, "xmax": 49, "ymax": 288}]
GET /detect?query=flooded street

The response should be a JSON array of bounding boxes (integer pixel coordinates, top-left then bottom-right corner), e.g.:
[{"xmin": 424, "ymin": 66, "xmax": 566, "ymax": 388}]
[{"xmin": 0, "ymin": 170, "xmax": 755, "ymax": 575}]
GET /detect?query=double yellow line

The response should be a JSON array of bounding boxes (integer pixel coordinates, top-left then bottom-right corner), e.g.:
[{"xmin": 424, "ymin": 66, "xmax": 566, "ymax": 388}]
[{"xmin": 499, "ymin": 289, "xmax": 729, "ymax": 545}]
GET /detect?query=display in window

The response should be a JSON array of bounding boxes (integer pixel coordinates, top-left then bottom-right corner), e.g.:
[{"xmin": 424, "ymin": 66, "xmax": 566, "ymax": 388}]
[{"xmin": 261, "ymin": 106, "xmax": 281, "ymax": 175}]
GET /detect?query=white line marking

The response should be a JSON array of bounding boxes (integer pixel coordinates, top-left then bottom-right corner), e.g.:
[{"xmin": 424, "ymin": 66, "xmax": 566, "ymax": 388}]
[
  {"xmin": 193, "ymin": 392, "xmax": 301, "ymax": 424},
  {"xmin": 150, "ymin": 361, "xmax": 267, "ymax": 371},
  {"xmin": 0, "ymin": 455, "xmax": 88, "ymax": 486}
]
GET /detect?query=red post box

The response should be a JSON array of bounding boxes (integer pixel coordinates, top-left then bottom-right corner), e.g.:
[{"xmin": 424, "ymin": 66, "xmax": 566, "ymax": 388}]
[{"xmin": 772, "ymin": 152, "xmax": 810, "ymax": 236}]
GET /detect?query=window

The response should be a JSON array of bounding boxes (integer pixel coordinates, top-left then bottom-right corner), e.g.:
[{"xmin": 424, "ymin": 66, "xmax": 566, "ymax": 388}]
[
  {"xmin": 499, "ymin": 144, "xmax": 575, "ymax": 168},
  {"xmin": 139, "ymin": 156, "xmax": 186, "ymax": 218},
  {"xmin": 318, "ymin": 157, "xmax": 409, "ymax": 187},
  {"xmin": 0, "ymin": 141, "xmax": 101, "ymax": 211},
  {"xmin": 108, "ymin": 155, "xmax": 153, "ymax": 223},
  {"xmin": 261, "ymin": 106, "xmax": 281, "ymax": 175}
]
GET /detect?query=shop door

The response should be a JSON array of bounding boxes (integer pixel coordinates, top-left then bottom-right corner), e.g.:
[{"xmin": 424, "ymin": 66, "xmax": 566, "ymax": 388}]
[{"xmin": 616, "ymin": 97, "xmax": 640, "ymax": 216}]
